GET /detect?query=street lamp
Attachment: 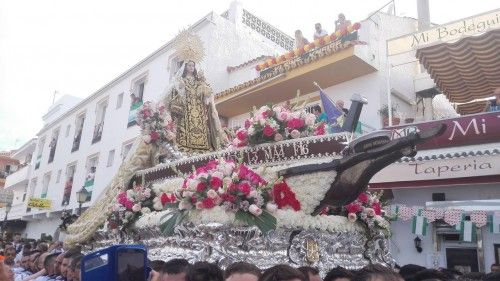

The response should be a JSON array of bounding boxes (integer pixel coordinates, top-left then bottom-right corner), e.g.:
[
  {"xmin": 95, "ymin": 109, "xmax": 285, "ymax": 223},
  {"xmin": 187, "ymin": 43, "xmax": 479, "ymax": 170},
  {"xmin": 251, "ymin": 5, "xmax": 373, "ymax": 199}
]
[
  {"xmin": 2, "ymin": 203, "xmax": 12, "ymax": 238},
  {"xmin": 76, "ymin": 188, "xmax": 88, "ymax": 215}
]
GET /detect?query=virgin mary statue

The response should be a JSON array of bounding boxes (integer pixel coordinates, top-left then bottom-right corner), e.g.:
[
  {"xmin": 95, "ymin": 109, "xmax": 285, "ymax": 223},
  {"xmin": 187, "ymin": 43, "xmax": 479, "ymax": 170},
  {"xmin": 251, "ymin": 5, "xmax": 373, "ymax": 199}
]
[{"xmin": 166, "ymin": 60, "xmax": 228, "ymax": 153}]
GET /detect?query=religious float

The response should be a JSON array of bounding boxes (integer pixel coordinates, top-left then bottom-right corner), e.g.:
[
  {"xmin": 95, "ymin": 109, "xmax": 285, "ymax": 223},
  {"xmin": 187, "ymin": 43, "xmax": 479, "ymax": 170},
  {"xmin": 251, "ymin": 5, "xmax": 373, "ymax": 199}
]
[{"xmin": 64, "ymin": 30, "xmax": 446, "ymax": 272}]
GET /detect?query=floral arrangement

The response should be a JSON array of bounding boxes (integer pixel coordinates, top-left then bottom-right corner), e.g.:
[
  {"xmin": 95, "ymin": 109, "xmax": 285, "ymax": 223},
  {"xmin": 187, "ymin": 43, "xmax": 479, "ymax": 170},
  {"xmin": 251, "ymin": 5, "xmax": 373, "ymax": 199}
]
[
  {"xmin": 255, "ymin": 22, "xmax": 361, "ymax": 71},
  {"xmin": 137, "ymin": 101, "xmax": 176, "ymax": 145},
  {"xmin": 231, "ymin": 104, "xmax": 326, "ymax": 147},
  {"xmin": 109, "ymin": 158, "xmax": 302, "ymax": 235},
  {"xmin": 343, "ymin": 191, "xmax": 389, "ymax": 231}
]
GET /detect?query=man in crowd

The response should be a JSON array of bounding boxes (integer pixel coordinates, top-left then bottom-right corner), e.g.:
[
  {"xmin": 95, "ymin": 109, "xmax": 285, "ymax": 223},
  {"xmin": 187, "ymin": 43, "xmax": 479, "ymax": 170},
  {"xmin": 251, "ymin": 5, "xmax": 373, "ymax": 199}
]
[
  {"xmin": 52, "ymin": 252, "xmax": 65, "ymax": 280},
  {"xmin": 298, "ymin": 266, "xmax": 321, "ymax": 281},
  {"xmin": 313, "ymin": 23, "xmax": 328, "ymax": 40},
  {"xmin": 324, "ymin": 267, "xmax": 354, "ymax": 281},
  {"xmin": 60, "ymin": 249, "xmax": 80, "ymax": 280},
  {"xmin": 160, "ymin": 258, "xmax": 190, "ymax": 281},
  {"xmin": 4, "ymin": 246, "xmax": 17, "ymax": 267},
  {"xmin": 13, "ymin": 255, "xmax": 32, "ymax": 280},
  {"xmin": 12, "ymin": 234, "xmax": 23, "ymax": 254},
  {"xmin": 224, "ymin": 262, "xmax": 261, "ymax": 281},
  {"xmin": 37, "ymin": 253, "xmax": 58, "ymax": 281},
  {"xmin": 68, "ymin": 255, "xmax": 82, "ymax": 281}
]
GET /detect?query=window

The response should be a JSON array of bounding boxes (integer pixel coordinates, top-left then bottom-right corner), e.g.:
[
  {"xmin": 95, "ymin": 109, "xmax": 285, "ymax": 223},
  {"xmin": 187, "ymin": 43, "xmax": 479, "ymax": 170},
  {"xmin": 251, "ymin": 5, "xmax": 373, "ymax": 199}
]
[
  {"xmin": 83, "ymin": 155, "xmax": 99, "ymax": 202},
  {"xmin": 72, "ymin": 113, "xmax": 86, "ymax": 152},
  {"xmin": 116, "ymin": 93, "xmax": 124, "ymax": 109},
  {"xmin": 62, "ymin": 164, "xmax": 76, "ymax": 205},
  {"xmin": 128, "ymin": 73, "xmax": 147, "ymax": 127},
  {"xmin": 92, "ymin": 100, "xmax": 108, "ymax": 144},
  {"xmin": 48, "ymin": 129, "xmax": 60, "ymax": 163},
  {"xmin": 35, "ymin": 137, "xmax": 46, "ymax": 169},
  {"xmin": 65, "ymin": 124, "xmax": 71, "ymax": 137},
  {"xmin": 27, "ymin": 178, "xmax": 37, "ymax": 210},
  {"xmin": 41, "ymin": 172, "xmax": 51, "ymax": 198},
  {"xmin": 107, "ymin": 149, "xmax": 115, "ymax": 167},
  {"xmin": 56, "ymin": 169, "xmax": 62, "ymax": 183},
  {"xmin": 121, "ymin": 140, "xmax": 135, "ymax": 160}
]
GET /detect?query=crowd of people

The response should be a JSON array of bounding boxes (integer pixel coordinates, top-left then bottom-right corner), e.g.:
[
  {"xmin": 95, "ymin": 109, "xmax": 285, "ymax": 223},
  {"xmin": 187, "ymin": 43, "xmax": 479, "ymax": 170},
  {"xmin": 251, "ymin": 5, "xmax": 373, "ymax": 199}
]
[
  {"xmin": 1, "ymin": 235, "xmax": 500, "ymax": 281},
  {"xmin": 294, "ymin": 13, "xmax": 352, "ymax": 49}
]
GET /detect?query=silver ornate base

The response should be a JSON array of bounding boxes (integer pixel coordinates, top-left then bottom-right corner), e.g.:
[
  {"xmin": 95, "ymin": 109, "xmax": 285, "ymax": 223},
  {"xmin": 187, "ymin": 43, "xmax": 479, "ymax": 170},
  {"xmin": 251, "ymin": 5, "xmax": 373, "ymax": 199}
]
[{"xmin": 90, "ymin": 223, "xmax": 393, "ymax": 274}]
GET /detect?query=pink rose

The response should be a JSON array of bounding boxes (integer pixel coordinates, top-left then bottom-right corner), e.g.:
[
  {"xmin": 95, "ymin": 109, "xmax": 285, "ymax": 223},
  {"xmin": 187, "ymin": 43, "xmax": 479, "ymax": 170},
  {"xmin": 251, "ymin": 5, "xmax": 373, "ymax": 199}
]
[
  {"xmin": 345, "ymin": 203, "xmax": 361, "ymax": 213},
  {"xmin": 249, "ymin": 204, "xmax": 263, "ymax": 216},
  {"xmin": 287, "ymin": 118, "xmax": 305, "ymax": 129},
  {"xmin": 150, "ymin": 131, "xmax": 160, "ymax": 142},
  {"xmin": 238, "ymin": 182, "xmax": 251, "ymax": 195},
  {"xmin": 236, "ymin": 129, "xmax": 247, "ymax": 141},
  {"xmin": 372, "ymin": 202, "xmax": 382, "ymax": 215},
  {"xmin": 357, "ymin": 193, "xmax": 369, "ymax": 204},
  {"xmin": 263, "ymin": 125, "xmax": 275, "ymax": 137},
  {"xmin": 290, "ymin": 129, "xmax": 301, "ymax": 139},
  {"xmin": 132, "ymin": 204, "xmax": 141, "ymax": 212},
  {"xmin": 277, "ymin": 111, "xmax": 289, "ymax": 121},
  {"xmin": 207, "ymin": 189, "xmax": 218, "ymax": 199},
  {"xmin": 274, "ymin": 133, "xmax": 283, "ymax": 142},
  {"xmin": 365, "ymin": 208, "xmax": 375, "ymax": 217},
  {"xmin": 348, "ymin": 212, "xmax": 358, "ymax": 222},
  {"xmin": 201, "ymin": 198, "xmax": 216, "ymax": 209},
  {"xmin": 244, "ymin": 118, "xmax": 253, "ymax": 129}
]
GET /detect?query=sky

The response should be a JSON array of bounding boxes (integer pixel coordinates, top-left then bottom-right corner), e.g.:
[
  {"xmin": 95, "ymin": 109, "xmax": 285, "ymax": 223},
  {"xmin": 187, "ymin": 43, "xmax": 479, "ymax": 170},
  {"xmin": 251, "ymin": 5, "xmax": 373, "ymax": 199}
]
[{"xmin": 0, "ymin": 0, "xmax": 498, "ymax": 151}]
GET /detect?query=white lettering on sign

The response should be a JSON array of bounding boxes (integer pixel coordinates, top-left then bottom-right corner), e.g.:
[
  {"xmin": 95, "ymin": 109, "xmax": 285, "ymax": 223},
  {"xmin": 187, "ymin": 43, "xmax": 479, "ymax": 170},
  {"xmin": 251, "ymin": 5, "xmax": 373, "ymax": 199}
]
[
  {"xmin": 410, "ymin": 160, "xmax": 493, "ymax": 177},
  {"xmin": 293, "ymin": 141, "xmax": 309, "ymax": 156},
  {"xmin": 448, "ymin": 118, "xmax": 487, "ymax": 140}
]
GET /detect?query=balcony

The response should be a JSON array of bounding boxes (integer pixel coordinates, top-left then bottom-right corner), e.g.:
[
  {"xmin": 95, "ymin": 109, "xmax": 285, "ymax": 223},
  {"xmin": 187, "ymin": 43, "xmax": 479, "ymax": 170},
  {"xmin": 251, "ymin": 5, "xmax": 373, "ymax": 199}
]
[
  {"xmin": 216, "ymin": 39, "xmax": 376, "ymax": 117},
  {"xmin": 92, "ymin": 123, "xmax": 103, "ymax": 144},
  {"xmin": 4, "ymin": 165, "xmax": 30, "ymax": 190}
]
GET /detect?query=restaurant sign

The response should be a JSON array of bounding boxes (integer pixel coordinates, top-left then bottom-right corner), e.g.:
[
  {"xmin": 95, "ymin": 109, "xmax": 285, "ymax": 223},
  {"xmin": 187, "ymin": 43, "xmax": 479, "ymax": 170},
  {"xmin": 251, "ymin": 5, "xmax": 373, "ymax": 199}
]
[
  {"xmin": 371, "ymin": 154, "xmax": 499, "ymax": 183},
  {"xmin": 389, "ymin": 112, "xmax": 500, "ymax": 150},
  {"xmin": 27, "ymin": 198, "xmax": 52, "ymax": 210},
  {"xmin": 387, "ymin": 9, "xmax": 500, "ymax": 56}
]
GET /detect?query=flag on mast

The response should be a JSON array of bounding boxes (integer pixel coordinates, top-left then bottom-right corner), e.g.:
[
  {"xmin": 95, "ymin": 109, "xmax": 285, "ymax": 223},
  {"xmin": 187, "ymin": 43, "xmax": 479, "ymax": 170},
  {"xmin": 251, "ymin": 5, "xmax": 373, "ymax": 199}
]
[{"xmin": 319, "ymin": 90, "xmax": 344, "ymax": 132}]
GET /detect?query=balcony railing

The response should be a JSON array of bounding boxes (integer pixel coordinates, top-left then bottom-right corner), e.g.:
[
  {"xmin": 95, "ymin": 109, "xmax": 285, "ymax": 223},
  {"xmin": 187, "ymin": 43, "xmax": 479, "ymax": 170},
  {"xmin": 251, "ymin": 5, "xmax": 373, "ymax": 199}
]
[
  {"xmin": 92, "ymin": 123, "xmax": 103, "ymax": 144},
  {"xmin": 4, "ymin": 165, "xmax": 30, "ymax": 189}
]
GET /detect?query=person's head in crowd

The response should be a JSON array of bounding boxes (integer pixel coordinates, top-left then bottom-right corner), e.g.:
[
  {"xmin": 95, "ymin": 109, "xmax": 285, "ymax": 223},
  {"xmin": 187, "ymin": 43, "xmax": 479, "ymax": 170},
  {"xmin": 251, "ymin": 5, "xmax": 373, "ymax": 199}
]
[
  {"xmin": 438, "ymin": 268, "xmax": 461, "ymax": 280},
  {"xmin": 337, "ymin": 13, "xmax": 347, "ymax": 24},
  {"xmin": 22, "ymin": 243, "xmax": 32, "ymax": 256},
  {"xmin": 20, "ymin": 255, "xmax": 31, "ymax": 270},
  {"xmin": 36, "ymin": 252, "xmax": 50, "ymax": 273},
  {"xmin": 54, "ymin": 252, "xmax": 65, "ymax": 276},
  {"xmin": 260, "ymin": 264, "xmax": 306, "ymax": 281},
  {"xmin": 73, "ymin": 255, "xmax": 82, "ymax": 281},
  {"xmin": 13, "ymin": 233, "xmax": 21, "ymax": 243},
  {"xmin": 298, "ymin": 266, "xmax": 321, "ymax": 281},
  {"xmin": 44, "ymin": 253, "xmax": 58, "ymax": 276},
  {"xmin": 150, "ymin": 259, "xmax": 167, "ymax": 272},
  {"xmin": 4, "ymin": 246, "xmax": 16, "ymax": 266},
  {"xmin": 224, "ymin": 261, "xmax": 261, "ymax": 281},
  {"xmin": 485, "ymin": 272, "xmax": 500, "ymax": 281},
  {"xmin": 491, "ymin": 263, "xmax": 500, "ymax": 273},
  {"xmin": 29, "ymin": 251, "xmax": 41, "ymax": 272},
  {"xmin": 412, "ymin": 269, "xmax": 449, "ymax": 281},
  {"xmin": 353, "ymin": 265, "xmax": 403, "ymax": 281},
  {"xmin": 186, "ymin": 261, "xmax": 223, "ymax": 281},
  {"xmin": 461, "ymin": 272, "xmax": 485, "ymax": 280},
  {"xmin": 311, "ymin": 105, "xmax": 322, "ymax": 116},
  {"xmin": 161, "ymin": 258, "xmax": 190, "ymax": 281},
  {"xmin": 0, "ymin": 262, "xmax": 14, "ymax": 281},
  {"xmin": 68, "ymin": 254, "xmax": 83, "ymax": 281},
  {"xmin": 37, "ymin": 242, "xmax": 48, "ymax": 253},
  {"xmin": 61, "ymin": 248, "xmax": 81, "ymax": 278},
  {"xmin": 324, "ymin": 267, "xmax": 354, "ymax": 281},
  {"xmin": 399, "ymin": 264, "xmax": 425, "ymax": 280}
]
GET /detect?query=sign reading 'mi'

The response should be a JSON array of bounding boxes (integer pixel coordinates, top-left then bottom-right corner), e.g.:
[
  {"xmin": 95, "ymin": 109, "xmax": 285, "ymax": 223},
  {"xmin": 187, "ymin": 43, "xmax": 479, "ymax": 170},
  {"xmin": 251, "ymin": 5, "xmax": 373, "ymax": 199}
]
[{"xmin": 387, "ymin": 9, "xmax": 500, "ymax": 56}]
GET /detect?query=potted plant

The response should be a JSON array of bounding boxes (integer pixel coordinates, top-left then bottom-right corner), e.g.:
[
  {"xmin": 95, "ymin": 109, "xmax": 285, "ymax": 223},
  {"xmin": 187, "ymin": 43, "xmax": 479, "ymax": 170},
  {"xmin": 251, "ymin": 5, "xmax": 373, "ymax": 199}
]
[{"xmin": 378, "ymin": 104, "xmax": 400, "ymax": 127}]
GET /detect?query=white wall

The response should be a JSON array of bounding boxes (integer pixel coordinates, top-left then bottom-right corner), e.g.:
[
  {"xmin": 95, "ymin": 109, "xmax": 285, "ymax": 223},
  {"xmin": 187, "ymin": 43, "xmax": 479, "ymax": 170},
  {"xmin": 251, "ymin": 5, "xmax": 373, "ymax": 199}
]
[
  {"xmin": 389, "ymin": 184, "xmax": 500, "ymax": 272},
  {"xmin": 24, "ymin": 217, "xmax": 61, "ymax": 240}
]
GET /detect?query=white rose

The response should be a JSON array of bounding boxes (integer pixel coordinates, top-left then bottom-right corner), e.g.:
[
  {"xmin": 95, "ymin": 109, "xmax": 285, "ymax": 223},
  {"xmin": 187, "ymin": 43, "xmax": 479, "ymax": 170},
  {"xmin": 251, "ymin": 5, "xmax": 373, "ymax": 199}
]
[
  {"xmin": 141, "ymin": 207, "xmax": 151, "ymax": 214},
  {"xmin": 249, "ymin": 204, "xmax": 262, "ymax": 216},
  {"xmin": 247, "ymin": 126, "xmax": 255, "ymax": 136},
  {"xmin": 183, "ymin": 191, "xmax": 194, "ymax": 198},
  {"xmin": 223, "ymin": 177, "xmax": 232, "ymax": 187},
  {"xmin": 290, "ymin": 129, "xmax": 301, "ymax": 139},
  {"xmin": 348, "ymin": 212, "xmax": 358, "ymax": 222},
  {"xmin": 207, "ymin": 189, "xmax": 218, "ymax": 199},
  {"xmin": 126, "ymin": 190, "xmax": 135, "ymax": 198},
  {"xmin": 212, "ymin": 171, "xmax": 224, "ymax": 179},
  {"xmin": 274, "ymin": 133, "xmax": 283, "ymax": 142},
  {"xmin": 259, "ymin": 118, "xmax": 266, "ymax": 126},
  {"xmin": 142, "ymin": 135, "xmax": 151, "ymax": 143},
  {"xmin": 179, "ymin": 200, "xmax": 192, "ymax": 210},
  {"xmin": 187, "ymin": 179, "xmax": 199, "ymax": 190},
  {"xmin": 153, "ymin": 201, "xmax": 163, "ymax": 211},
  {"xmin": 248, "ymin": 190, "xmax": 258, "ymax": 198},
  {"xmin": 223, "ymin": 165, "xmax": 234, "ymax": 176},
  {"xmin": 305, "ymin": 114, "xmax": 316, "ymax": 126},
  {"xmin": 266, "ymin": 203, "xmax": 278, "ymax": 213}
]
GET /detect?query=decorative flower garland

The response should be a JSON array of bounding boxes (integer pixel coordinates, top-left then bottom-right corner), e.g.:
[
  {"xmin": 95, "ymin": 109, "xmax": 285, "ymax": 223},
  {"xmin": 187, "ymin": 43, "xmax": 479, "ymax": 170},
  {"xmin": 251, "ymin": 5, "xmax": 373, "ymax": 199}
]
[
  {"xmin": 231, "ymin": 104, "xmax": 326, "ymax": 147},
  {"xmin": 137, "ymin": 101, "xmax": 176, "ymax": 145},
  {"xmin": 255, "ymin": 23, "xmax": 361, "ymax": 71},
  {"xmin": 110, "ymin": 159, "xmax": 302, "ymax": 235}
]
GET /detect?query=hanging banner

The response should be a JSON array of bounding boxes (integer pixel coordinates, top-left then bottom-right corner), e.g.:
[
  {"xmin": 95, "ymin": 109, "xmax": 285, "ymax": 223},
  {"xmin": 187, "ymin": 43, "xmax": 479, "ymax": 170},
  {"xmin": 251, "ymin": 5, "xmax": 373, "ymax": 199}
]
[
  {"xmin": 412, "ymin": 209, "xmax": 428, "ymax": 236},
  {"xmin": 460, "ymin": 221, "xmax": 477, "ymax": 242},
  {"xmin": 27, "ymin": 198, "xmax": 52, "ymax": 210},
  {"xmin": 387, "ymin": 9, "xmax": 500, "ymax": 56},
  {"xmin": 489, "ymin": 212, "xmax": 500, "ymax": 233}
]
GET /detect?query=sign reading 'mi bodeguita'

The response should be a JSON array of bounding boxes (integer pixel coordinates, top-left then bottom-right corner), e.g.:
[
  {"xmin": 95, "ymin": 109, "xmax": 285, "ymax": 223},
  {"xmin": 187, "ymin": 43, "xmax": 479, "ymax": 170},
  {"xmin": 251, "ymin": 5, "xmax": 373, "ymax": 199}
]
[{"xmin": 387, "ymin": 9, "xmax": 500, "ymax": 55}]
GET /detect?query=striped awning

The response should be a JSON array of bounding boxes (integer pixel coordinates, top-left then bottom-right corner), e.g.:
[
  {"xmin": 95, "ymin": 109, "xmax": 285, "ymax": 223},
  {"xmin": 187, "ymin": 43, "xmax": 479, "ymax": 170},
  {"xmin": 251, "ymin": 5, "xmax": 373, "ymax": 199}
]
[
  {"xmin": 455, "ymin": 100, "xmax": 490, "ymax": 115},
  {"xmin": 416, "ymin": 28, "xmax": 500, "ymax": 107}
]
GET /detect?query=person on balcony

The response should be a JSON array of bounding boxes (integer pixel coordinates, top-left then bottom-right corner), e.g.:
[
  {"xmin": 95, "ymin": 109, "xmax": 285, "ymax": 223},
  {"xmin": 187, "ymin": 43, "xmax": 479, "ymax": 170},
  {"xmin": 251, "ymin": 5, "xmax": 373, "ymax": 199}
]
[
  {"xmin": 294, "ymin": 30, "xmax": 309, "ymax": 49},
  {"xmin": 335, "ymin": 13, "xmax": 351, "ymax": 31},
  {"xmin": 488, "ymin": 88, "xmax": 500, "ymax": 112},
  {"xmin": 62, "ymin": 177, "xmax": 73, "ymax": 206},
  {"xmin": 85, "ymin": 167, "xmax": 96, "ymax": 184},
  {"xmin": 313, "ymin": 23, "xmax": 328, "ymax": 40}
]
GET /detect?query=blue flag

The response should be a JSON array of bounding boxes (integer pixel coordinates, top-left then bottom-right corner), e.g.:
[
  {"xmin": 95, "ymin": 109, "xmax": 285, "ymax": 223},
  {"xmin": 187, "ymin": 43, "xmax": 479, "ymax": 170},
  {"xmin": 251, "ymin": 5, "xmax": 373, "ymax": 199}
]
[{"xmin": 320, "ymin": 90, "xmax": 344, "ymax": 132}]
